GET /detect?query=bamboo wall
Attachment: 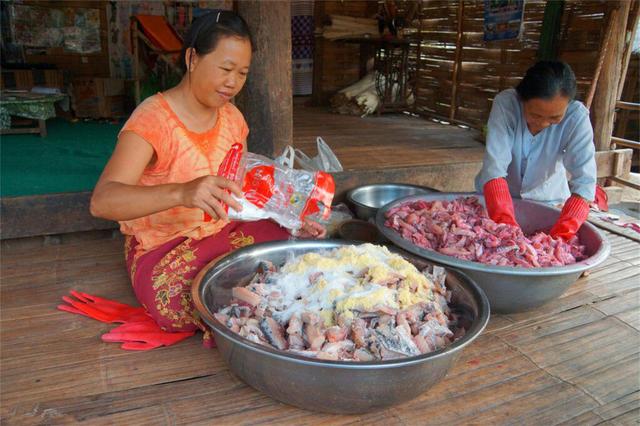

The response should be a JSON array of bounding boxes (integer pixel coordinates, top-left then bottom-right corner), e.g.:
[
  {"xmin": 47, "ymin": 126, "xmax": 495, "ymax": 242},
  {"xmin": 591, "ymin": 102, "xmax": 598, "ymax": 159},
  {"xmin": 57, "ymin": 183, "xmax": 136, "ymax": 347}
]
[
  {"xmin": 311, "ymin": 1, "xmax": 378, "ymax": 105},
  {"xmin": 413, "ymin": 0, "xmax": 608, "ymax": 128},
  {"xmin": 314, "ymin": 0, "xmax": 611, "ymax": 130}
]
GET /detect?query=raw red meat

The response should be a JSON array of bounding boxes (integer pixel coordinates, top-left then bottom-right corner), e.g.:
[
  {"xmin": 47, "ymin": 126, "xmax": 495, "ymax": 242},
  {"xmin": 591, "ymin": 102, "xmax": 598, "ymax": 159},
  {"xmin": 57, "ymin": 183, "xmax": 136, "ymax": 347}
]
[{"xmin": 384, "ymin": 197, "xmax": 587, "ymax": 268}]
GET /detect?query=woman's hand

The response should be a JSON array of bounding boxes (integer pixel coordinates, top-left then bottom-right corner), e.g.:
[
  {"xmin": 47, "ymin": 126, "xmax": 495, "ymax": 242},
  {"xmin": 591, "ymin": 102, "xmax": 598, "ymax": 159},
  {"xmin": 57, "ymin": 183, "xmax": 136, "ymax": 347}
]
[
  {"xmin": 293, "ymin": 219, "xmax": 327, "ymax": 239},
  {"xmin": 180, "ymin": 175, "xmax": 243, "ymax": 222}
]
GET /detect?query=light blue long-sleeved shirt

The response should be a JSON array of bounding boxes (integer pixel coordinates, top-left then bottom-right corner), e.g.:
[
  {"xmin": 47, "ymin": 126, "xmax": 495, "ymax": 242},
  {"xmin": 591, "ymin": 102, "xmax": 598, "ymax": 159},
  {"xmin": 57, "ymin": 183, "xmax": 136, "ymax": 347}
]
[{"xmin": 475, "ymin": 88, "xmax": 597, "ymax": 204}]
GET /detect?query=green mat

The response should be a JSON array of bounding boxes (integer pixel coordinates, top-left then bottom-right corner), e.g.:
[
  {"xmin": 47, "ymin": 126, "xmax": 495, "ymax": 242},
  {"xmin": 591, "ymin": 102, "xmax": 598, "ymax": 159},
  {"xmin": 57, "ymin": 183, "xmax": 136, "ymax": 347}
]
[{"xmin": 1, "ymin": 118, "xmax": 123, "ymax": 197}]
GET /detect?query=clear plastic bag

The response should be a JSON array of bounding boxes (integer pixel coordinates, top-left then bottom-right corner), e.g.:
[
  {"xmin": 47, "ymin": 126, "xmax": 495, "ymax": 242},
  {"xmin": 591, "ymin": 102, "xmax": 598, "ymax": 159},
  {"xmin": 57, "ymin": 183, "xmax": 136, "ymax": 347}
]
[
  {"xmin": 274, "ymin": 145, "xmax": 296, "ymax": 169},
  {"xmin": 294, "ymin": 137, "xmax": 344, "ymax": 172},
  {"xmin": 211, "ymin": 143, "xmax": 335, "ymax": 231}
]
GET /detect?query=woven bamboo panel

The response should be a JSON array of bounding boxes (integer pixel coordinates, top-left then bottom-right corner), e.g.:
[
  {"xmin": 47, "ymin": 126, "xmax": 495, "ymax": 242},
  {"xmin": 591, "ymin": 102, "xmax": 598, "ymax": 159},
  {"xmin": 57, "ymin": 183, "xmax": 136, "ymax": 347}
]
[
  {"xmin": 315, "ymin": 0, "xmax": 610, "ymax": 128},
  {"xmin": 312, "ymin": 1, "xmax": 378, "ymax": 104},
  {"xmin": 411, "ymin": 0, "xmax": 609, "ymax": 128}
]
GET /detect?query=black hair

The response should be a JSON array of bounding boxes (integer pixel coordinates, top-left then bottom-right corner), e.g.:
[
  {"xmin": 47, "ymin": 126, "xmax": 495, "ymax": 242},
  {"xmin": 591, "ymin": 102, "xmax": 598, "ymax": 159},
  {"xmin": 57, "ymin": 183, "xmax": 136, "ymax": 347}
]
[
  {"xmin": 516, "ymin": 61, "xmax": 577, "ymax": 101},
  {"xmin": 180, "ymin": 9, "xmax": 254, "ymax": 74}
]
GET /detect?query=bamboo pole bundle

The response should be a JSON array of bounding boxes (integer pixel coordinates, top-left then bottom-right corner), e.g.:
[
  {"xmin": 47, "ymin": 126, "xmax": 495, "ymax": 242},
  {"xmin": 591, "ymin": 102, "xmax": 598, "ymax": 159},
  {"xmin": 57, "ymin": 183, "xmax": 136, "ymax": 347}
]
[
  {"xmin": 321, "ymin": 14, "xmax": 378, "ymax": 40},
  {"xmin": 330, "ymin": 72, "xmax": 381, "ymax": 116},
  {"xmin": 330, "ymin": 71, "xmax": 413, "ymax": 117}
]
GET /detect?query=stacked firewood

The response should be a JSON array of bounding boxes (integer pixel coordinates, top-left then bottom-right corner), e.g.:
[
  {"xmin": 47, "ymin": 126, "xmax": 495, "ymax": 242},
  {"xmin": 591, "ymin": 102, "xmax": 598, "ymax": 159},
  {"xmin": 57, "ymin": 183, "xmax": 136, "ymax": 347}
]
[{"xmin": 319, "ymin": 15, "xmax": 378, "ymax": 40}]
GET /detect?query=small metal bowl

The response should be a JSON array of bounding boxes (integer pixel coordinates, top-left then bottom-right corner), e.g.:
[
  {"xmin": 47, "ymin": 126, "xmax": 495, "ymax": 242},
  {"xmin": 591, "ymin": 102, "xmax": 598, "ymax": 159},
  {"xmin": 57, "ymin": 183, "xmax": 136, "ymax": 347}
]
[{"xmin": 346, "ymin": 183, "xmax": 437, "ymax": 221}]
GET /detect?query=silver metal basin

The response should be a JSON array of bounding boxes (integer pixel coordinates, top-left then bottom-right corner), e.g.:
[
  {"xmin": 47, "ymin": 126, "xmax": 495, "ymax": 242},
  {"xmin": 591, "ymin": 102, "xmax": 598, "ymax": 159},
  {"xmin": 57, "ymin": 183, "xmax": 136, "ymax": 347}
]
[
  {"xmin": 376, "ymin": 193, "xmax": 611, "ymax": 313},
  {"xmin": 346, "ymin": 183, "xmax": 437, "ymax": 221},
  {"xmin": 192, "ymin": 239, "xmax": 489, "ymax": 414}
]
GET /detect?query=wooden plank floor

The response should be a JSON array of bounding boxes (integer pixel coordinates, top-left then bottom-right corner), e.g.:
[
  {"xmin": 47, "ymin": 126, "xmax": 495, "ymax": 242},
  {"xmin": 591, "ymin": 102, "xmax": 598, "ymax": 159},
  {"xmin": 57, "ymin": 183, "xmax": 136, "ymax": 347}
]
[
  {"xmin": 1, "ymin": 228, "xmax": 638, "ymax": 425},
  {"xmin": 292, "ymin": 104, "xmax": 486, "ymax": 171}
]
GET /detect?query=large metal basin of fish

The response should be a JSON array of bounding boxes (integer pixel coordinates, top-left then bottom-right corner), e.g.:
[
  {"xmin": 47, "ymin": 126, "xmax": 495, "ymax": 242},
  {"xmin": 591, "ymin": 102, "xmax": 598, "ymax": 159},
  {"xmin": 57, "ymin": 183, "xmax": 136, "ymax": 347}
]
[
  {"xmin": 191, "ymin": 240, "xmax": 489, "ymax": 414},
  {"xmin": 376, "ymin": 193, "xmax": 611, "ymax": 314}
]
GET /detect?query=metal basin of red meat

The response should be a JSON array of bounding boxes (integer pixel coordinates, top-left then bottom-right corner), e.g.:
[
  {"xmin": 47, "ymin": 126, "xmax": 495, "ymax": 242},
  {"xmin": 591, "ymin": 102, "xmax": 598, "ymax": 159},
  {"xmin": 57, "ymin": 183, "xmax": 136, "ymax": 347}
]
[
  {"xmin": 191, "ymin": 239, "xmax": 489, "ymax": 413},
  {"xmin": 375, "ymin": 193, "xmax": 610, "ymax": 313}
]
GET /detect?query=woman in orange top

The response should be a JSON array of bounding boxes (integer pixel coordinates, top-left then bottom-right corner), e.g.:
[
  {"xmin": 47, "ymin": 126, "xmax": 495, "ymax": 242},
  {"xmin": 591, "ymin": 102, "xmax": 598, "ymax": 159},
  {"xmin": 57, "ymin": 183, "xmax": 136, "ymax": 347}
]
[{"xmin": 90, "ymin": 10, "xmax": 324, "ymax": 347}]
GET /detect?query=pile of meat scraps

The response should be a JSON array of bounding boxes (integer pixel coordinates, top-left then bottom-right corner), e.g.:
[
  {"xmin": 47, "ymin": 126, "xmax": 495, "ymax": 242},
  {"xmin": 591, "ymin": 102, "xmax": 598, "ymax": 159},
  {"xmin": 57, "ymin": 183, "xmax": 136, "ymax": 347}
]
[
  {"xmin": 215, "ymin": 244, "xmax": 468, "ymax": 361},
  {"xmin": 384, "ymin": 196, "xmax": 587, "ymax": 267}
]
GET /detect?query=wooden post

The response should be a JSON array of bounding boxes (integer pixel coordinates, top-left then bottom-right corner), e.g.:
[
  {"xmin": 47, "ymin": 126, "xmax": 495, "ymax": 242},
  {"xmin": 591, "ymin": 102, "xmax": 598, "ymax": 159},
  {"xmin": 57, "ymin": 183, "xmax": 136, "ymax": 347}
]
[
  {"xmin": 591, "ymin": 0, "xmax": 631, "ymax": 151},
  {"xmin": 132, "ymin": 20, "xmax": 141, "ymax": 106},
  {"xmin": 614, "ymin": 1, "xmax": 639, "ymax": 139},
  {"xmin": 537, "ymin": 0, "xmax": 564, "ymax": 61},
  {"xmin": 311, "ymin": 1, "xmax": 326, "ymax": 106},
  {"xmin": 585, "ymin": 8, "xmax": 614, "ymax": 110},
  {"xmin": 412, "ymin": 1, "xmax": 423, "ymax": 115},
  {"xmin": 38, "ymin": 119, "xmax": 47, "ymax": 138},
  {"xmin": 235, "ymin": 1, "xmax": 293, "ymax": 157},
  {"xmin": 615, "ymin": 59, "xmax": 639, "ymax": 138},
  {"xmin": 449, "ymin": 0, "xmax": 464, "ymax": 121},
  {"xmin": 617, "ymin": 0, "xmax": 640, "ymax": 100}
]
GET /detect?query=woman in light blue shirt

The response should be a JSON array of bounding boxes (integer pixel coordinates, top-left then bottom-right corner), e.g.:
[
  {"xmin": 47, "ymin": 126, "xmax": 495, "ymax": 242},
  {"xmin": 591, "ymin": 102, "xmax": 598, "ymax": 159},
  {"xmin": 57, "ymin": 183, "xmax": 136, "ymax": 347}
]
[{"xmin": 475, "ymin": 61, "xmax": 596, "ymax": 240}]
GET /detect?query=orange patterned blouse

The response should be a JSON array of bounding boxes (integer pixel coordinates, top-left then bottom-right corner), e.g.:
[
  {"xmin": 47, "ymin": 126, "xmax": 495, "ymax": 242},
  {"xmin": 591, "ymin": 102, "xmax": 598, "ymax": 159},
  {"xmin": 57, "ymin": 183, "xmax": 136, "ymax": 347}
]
[{"xmin": 118, "ymin": 93, "xmax": 249, "ymax": 253}]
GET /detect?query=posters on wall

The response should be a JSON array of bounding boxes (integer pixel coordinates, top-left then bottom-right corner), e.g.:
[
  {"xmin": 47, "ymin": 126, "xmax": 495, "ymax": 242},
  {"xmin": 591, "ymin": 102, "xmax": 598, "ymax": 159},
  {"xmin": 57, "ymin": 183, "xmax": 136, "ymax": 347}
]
[
  {"xmin": 483, "ymin": 0, "xmax": 525, "ymax": 42},
  {"xmin": 10, "ymin": 4, "xmax": 101, "ymax": 53}
]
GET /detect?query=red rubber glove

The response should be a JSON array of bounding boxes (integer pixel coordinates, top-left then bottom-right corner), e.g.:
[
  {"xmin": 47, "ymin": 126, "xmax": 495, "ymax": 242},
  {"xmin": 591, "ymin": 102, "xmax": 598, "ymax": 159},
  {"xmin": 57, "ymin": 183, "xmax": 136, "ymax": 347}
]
[
  {"xmin": 101, "ymin": 318, "xmax": 195, "ymax": 350},
  {"xmin": 550, "ymin": 195, "xmax": 590, "ymax": 240},
  {"xmin": 57, "ymin": 290, "xmax": 149, "ymax": 323},
  {"xmin": 593, "ymin": 185, "xmax": 608, "ymax": 212},
  {"xmin": 483, "ymin": 178, "xmax": 520, "ymax": 227}
]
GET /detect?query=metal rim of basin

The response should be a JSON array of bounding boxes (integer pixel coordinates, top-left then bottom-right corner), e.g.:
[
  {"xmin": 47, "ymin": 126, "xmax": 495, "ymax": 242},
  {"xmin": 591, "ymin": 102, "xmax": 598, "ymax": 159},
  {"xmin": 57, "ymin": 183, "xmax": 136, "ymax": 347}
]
[
  {"xmin": 375, "ymin": 192, "xmax": 611, "ymax": 277},
  {"xmin": 346, "ymin": 183, "xmax": 438, "ymax": 220},
  {"xmin": 192, "ymin": 238, "xmax": 490, "ymax": 370}
]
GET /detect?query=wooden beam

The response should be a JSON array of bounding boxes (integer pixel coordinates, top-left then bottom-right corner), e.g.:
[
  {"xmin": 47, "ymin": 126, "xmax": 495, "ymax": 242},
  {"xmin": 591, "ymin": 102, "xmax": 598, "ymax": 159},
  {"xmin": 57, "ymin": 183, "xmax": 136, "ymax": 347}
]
[
  {"xmin": 594, "ymin": 148, "xmax": 632, "ymax": 179},
  {"xmin": 235, "ymin": 1, "xmax": 293, "ymax": 157},
  {"xmin": 591, "ymin": 0, "xmax": 631, "ymax": 151},
  {"xmin": 332, "ymin": 161, "xmax": 481, "ymax": 202},
  {"xmin": 0, "ymin": 124, "xmax": 41, "ymax": 136},
  {"xmin": 615, "ymin": 101, "xmax": 640, "ymax": 111},
  {"xmin": 0, "ymin": 192, "xmax": 117, "ymax": 240},
  {"xmin": 610, "ymin": 176, "xmax": 640, "ymax": 191},
  {"xmin": 613, "ymin": 149, "xmax": 631, "ymax": 178},
  {"xmin": 611, "ymin": 136, "xmax": 640, "ymax": 150}
]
